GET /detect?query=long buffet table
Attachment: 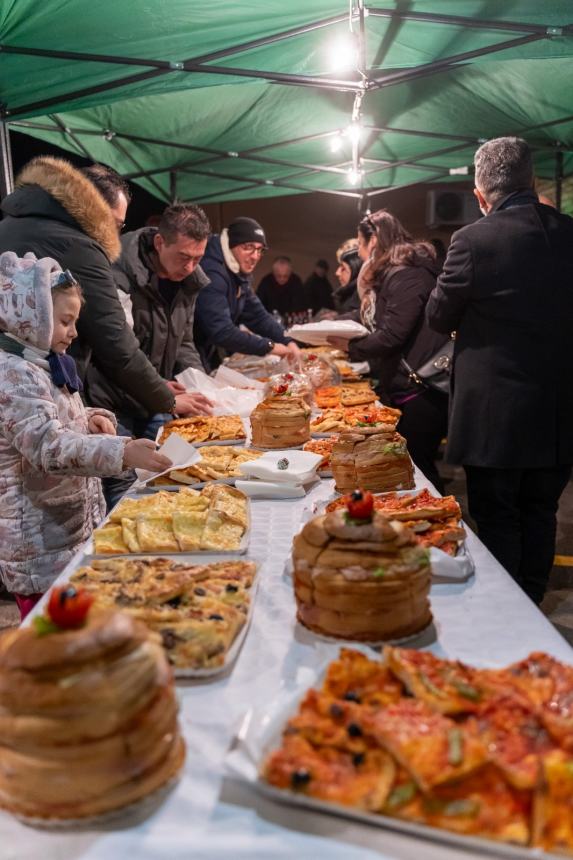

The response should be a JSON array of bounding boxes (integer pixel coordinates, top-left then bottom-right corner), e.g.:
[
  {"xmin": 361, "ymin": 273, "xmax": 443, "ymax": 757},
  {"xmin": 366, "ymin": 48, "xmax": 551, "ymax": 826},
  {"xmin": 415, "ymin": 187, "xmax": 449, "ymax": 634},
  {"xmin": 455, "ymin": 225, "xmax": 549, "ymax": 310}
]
[{"xmin": 3, "ymin": 468, "xmax": 572, "ymax": 860}]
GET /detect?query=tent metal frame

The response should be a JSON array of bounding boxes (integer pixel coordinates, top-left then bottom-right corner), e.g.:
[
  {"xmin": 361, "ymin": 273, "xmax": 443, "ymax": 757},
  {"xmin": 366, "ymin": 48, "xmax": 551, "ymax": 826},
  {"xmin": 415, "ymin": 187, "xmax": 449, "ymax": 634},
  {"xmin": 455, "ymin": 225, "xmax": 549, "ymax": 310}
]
[{"xmin": 2, "ymin": 5, "xmax": 572, "ymax": 204}]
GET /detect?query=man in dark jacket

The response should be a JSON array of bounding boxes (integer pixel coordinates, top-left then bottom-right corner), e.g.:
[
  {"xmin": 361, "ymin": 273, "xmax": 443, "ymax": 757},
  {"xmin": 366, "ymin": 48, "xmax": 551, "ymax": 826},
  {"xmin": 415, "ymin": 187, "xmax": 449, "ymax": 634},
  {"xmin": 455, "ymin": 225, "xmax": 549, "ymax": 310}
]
[
  {"xmin": 0, "ymin": 156, "xmax": 188, "ymax": 419},
  {"xmin": 256, "ymin": 256, "xmax": 306, "ymax": 320},
  {"xmin": 304, "ymin": 259, "xmax": 335, "ymax": 314},
  {"xmin": 427, "ymin": 136, "xmax": 573, "ymax": 604},
  {"xmin": 194, "ymin": 217, "xmax": 299, "ymax": 371},
  {"xmin": 87, "ymin": 202, "xmax": 212, "ymax": 428}
]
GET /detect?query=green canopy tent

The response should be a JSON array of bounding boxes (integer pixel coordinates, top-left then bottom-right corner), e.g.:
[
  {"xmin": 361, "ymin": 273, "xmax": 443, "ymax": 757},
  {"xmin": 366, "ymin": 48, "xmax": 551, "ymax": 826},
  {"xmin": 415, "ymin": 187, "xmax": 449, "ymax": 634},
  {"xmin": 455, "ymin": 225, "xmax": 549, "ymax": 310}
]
[{"xmin": 1, "ymin": 1, "xmax": 573, "ymax": 209}]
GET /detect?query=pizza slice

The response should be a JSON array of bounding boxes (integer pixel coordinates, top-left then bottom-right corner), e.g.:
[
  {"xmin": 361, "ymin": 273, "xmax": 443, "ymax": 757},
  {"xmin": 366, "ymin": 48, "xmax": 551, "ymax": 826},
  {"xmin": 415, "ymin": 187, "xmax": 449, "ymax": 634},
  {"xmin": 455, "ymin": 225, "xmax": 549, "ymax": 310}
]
[
  {"xmin": 532, "ymin": 750, "xmax": 573, "ymax": 854},
  {"xmin": 194, "ymin": 560, "xmax": 257, "ymax": 587},
  {"xmin": 183, "ymin": 576, "xmax": 251, "ymax": 613},
  {"xmin": 340, "ymin": 388, "xmax": 377, "ymax": 407},
  {"xmin": 136, "ymin": 515, "xmax": 179, "ymax": 552},
  {"xmin": 383, "ymin": 647, "xmax": 487, "ymax": 714},
  {"xmin": 362, "ymin": 698, "xmax": 487, "ymax": 791},
  {"xmin": 469, "ymin": 694, "xmax": 556, "ymax": 789},
  {"xmin": 479, "ymin": 652, "xmax": 573, "ymax": 750},
  {"xmin": 285, "ymin": 689, "xmax": 372, "ymax": 755},
  {"xmin": 387, "ymin": 763, "xmax": 530, "ymax": 845},
  {"xmin": 263, "ymin": 734, "xmax": 395, "ymax": 812},
  {"xmin": 92, "ymin": 523, "xmax": 128, "ymax": 555},
  {"xmin": 321, "ymin": 648, "xmax": 404, "ymax": 708}
]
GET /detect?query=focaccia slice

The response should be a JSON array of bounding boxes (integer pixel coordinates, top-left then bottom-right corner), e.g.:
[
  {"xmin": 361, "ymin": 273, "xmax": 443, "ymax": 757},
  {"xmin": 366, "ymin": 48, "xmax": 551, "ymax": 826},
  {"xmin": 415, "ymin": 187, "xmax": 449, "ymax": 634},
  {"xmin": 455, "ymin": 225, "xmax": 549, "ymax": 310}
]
[
  {"xmin": 285, "ymin": 689, "xmax": 371, "ymax": 755},
  {"xmin": 172, "ymin": 510, "xmax": 208, "ymax": 551},
  {"xmin": 532, "ymin": 750, "xmax": 573, "ymax": 854},
  {"xmin": 109, "ymin": 492, "xmax": 175, "ymax": 522},
  {"xmin": 154, "ymin": 611, "xmax": 245, "ymax": 669},
  {"xmin": 386, "ymin": 764, "xmax": 530, "ymax": 845},
  {"xmin": 211, "ymin": 485, "xmax": 248, "ymax": 528},
  {"xmin": 121, "ymin": 518, "xmax": 141, "ymax": 553},
  {"xmin": 200, "ymin": 510, "xmax": 244, "ymax": 551},
  {"xmin": 384, "ymin": 647, "xmax": 487, "ymax": 714},
  {"xmin": 362, "ymin": 699, "xmax": 487, "ymax": 792},
  {"xmin": 193, "ymin": 560, "xmax": 257, "ymax": 587},
  {"xmin": 92, "ymin": 524, "xmax": 128, "ymax": 555},
  {"xmin": 136, "ymin": 515, "xmax": 179, "ymax": 552},
  {"xmin": 263, "ymin": 734, "xmax": 395, "ymax": 812},
  {"xmin": 185, "ymin": 577, "xmax": 251, "ymax": 613}
]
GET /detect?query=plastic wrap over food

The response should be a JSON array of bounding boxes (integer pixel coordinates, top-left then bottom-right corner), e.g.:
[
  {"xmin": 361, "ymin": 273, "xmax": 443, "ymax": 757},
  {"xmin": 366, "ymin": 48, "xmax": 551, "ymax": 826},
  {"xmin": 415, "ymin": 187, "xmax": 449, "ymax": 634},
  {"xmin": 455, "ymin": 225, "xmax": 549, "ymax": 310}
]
[
  {"xmin": 300, "ymin": 352, "xmax": 341, "ymax": 389},
  {"xmin": 265, "ymin": 371, "xmax": 314, "ymax": 405}
]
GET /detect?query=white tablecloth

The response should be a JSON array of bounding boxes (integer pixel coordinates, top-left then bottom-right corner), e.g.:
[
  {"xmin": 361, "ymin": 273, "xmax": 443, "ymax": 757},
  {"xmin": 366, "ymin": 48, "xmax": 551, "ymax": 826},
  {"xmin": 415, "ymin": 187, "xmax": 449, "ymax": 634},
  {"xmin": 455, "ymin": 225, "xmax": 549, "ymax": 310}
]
[{"xmin": 3, "ymin": 470, "xmax": 571, "ymax": 860}]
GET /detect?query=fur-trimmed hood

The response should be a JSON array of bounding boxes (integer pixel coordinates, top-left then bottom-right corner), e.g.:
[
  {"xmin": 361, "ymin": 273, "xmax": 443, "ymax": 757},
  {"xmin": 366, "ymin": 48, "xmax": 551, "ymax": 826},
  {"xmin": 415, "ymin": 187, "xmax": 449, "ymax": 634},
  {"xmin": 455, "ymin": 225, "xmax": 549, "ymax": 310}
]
[{"xmin": 13, "ymin": 157, "xmax": 121, "ymax": 262}]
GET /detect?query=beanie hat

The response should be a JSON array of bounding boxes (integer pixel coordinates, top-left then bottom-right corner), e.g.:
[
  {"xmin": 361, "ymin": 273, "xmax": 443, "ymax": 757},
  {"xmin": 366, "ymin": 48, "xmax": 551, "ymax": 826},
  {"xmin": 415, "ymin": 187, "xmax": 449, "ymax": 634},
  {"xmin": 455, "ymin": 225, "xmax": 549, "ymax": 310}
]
[{"xmin": 227, "ymin": 217, "xmax": 267, "ymax": 248}]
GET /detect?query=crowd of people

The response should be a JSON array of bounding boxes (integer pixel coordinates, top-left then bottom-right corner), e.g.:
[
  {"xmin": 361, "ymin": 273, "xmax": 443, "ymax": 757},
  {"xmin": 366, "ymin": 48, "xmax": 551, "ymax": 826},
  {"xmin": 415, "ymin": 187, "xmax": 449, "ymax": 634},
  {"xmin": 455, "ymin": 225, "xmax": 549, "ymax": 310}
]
[{"xmin": 0, "ymin": 136, "xmax": 571, "ymax": 618}]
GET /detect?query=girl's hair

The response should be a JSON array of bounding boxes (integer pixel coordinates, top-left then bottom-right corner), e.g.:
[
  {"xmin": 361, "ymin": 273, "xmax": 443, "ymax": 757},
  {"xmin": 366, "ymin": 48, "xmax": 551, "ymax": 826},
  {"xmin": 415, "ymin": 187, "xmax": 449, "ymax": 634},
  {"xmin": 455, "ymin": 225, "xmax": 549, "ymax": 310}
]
[
  {"xmin": 51, "ymin": 270, "xmax": 85, "ymax": 305},
  {"xmin": 339, "ymin": 248, "xmax": 362, "ymax": 282},
  {"xmin": 358, "ymin": 209, "xmax": 435, "ymax": 288}
]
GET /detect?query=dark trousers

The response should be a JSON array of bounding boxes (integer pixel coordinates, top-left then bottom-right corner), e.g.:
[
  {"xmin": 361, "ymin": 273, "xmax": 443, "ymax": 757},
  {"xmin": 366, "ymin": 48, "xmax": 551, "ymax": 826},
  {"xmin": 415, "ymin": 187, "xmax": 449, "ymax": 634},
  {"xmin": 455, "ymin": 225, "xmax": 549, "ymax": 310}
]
[
  {"xmin": 103, "ymin": 412, "xmax": 172, "ymax": 510},
  {"xmin": 464, "ymin": 464, "xmax": 572, "ymax": 605},
  {"xmin": 397, "ymin": 389, "xmax": 448, "ymax": 494}
]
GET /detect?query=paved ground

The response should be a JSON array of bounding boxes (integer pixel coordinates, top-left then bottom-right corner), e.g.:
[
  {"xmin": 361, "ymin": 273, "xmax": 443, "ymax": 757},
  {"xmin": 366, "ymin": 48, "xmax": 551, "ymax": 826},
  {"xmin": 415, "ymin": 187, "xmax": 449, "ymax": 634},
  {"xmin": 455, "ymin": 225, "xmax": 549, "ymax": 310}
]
[{"xmin": 2, "ymin": 466, "xmax": 573, "ymax": 647}]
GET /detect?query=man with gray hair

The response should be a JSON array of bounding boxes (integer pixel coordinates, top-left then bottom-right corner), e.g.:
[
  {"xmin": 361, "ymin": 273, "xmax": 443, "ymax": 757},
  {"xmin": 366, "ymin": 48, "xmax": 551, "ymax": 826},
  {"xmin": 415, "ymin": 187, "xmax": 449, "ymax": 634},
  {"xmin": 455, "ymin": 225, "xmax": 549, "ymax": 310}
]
[{"xmin": 427, "ymin": 136, "xmax": 573, "ymax": 605}]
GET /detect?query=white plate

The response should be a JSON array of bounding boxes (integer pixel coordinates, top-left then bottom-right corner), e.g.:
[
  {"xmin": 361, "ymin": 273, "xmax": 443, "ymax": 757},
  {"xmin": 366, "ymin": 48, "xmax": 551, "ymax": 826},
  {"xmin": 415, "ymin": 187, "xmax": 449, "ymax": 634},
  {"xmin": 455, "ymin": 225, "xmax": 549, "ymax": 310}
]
[{"xmin": 286, "ymin": 320, "xmax": 368, "ymax": 346}]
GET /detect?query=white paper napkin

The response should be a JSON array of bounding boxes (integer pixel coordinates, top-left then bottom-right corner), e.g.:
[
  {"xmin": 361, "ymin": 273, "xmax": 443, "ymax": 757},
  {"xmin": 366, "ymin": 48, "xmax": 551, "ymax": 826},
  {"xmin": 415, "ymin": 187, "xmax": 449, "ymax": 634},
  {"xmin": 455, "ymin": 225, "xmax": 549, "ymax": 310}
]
[
  {"xmin": 176, "ymin": 367, "xmax": 263, "ymax": 417},
  {"xmin": 235, "ymin": 477, "xmax": 320, "ymax": 499},
  {"xmin": 238, "ymin": 450, "xmax": 323, "ymax": 484},
  {"xmin": 134, "ymin": 432, "xmax": 200, "ymax": 485}
]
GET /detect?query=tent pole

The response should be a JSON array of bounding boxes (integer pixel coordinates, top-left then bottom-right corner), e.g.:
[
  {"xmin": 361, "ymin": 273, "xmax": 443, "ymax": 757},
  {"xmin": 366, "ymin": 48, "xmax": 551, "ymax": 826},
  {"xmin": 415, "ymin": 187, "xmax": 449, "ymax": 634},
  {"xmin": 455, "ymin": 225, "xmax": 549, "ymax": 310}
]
[
  {"xmin": 555, "ymin": 150, "xmax": 564, "ymax": 212},
  {"xmin": 0, "ymin": 106, "xmax": 14, "ymax": 199}
]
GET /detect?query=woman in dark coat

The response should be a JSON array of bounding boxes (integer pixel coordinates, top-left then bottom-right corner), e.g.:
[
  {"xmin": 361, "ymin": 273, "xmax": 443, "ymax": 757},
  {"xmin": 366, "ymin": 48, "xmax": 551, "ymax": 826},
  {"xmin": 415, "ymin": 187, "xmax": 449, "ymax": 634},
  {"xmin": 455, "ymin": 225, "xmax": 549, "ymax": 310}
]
[
  {"xmin": 333, "ymin": 241, "xmax": 362, "ymax": 317},
  {"xmin": 329, "ymin": 209, "xmax": 450, "ymax": 492}
]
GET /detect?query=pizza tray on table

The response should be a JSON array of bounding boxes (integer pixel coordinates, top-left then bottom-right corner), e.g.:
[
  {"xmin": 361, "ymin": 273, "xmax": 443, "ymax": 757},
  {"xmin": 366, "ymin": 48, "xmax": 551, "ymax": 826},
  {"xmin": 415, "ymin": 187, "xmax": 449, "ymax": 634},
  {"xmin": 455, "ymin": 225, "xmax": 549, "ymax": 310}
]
[{"xmin": 226, "ymin": 651, "xmax": 569, "ymax": 860}]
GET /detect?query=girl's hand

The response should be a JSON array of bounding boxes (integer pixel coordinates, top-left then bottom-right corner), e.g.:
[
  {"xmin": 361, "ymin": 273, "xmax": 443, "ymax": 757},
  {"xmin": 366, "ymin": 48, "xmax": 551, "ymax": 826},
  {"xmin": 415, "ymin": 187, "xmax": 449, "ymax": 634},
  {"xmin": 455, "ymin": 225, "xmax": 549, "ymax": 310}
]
[
  {"xmin": 123, "ymin": 439, "xmax": 172, "ymax": 473},
  {"xmin": 88, "ymin": 414, "xmax": 116, "ymax": 435}
]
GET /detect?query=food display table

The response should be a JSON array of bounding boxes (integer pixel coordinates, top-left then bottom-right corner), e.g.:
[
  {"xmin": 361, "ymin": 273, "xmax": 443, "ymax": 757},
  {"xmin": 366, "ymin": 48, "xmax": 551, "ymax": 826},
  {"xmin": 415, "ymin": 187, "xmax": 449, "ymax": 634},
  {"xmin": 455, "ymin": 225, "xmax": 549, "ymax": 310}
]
[{"xmin": 3, "ymin": 469, "xmax": 571, "ymax": 860}]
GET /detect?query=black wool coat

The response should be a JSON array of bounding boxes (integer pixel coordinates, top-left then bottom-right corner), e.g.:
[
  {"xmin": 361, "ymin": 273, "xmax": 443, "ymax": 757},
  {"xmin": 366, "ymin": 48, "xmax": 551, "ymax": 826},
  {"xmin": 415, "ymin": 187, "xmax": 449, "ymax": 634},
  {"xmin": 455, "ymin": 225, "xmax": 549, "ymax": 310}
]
[
  {"xmin": 0, "ymin": 157, "xmax": 174, "ymax": 416},
  {"xmin": 348, "ymin": 261, "xmax": 447, "ymax": 401},
  {"xmin": 426, "ymin": 194, "xmax": 573, "ymax": 468}
]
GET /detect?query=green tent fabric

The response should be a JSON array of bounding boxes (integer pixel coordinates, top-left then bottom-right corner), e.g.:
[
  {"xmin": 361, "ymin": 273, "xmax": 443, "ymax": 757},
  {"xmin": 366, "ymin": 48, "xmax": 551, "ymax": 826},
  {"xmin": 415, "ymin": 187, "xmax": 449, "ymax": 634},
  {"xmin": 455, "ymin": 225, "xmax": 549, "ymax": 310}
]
[{"xmin": 2, "ymin": 2, "xmax": 573, "ymax": 204}]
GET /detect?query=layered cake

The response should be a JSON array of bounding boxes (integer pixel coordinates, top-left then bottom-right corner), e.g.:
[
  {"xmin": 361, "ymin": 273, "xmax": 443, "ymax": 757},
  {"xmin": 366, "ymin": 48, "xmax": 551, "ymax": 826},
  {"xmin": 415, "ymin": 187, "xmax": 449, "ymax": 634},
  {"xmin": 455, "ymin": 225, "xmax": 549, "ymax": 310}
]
[
  {"xmin": 292, "ymin": 491, "xmax": 432, "ymax": 641},
  {"xmin": 0, "ymin": 587, "xmax": 185, "ymax": 821},
  {"xmin": 250, "ymin": 396, "xmax": 311, "ymax": 448},
  {"xmin": 266, "ymin": 372, "xmax": 313, "ymax": 405},
  {"xmin": 331, "ymin": 428, "xmax": 414, "ymax": 493}
]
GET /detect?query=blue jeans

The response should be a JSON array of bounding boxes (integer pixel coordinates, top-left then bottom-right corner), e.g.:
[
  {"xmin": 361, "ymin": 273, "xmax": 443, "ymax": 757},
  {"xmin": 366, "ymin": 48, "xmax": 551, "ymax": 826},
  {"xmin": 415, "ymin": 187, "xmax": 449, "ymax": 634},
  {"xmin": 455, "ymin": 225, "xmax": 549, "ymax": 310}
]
[{"xmin": 103, "ymin": 413, "xmax": 172, "ymax": 511}]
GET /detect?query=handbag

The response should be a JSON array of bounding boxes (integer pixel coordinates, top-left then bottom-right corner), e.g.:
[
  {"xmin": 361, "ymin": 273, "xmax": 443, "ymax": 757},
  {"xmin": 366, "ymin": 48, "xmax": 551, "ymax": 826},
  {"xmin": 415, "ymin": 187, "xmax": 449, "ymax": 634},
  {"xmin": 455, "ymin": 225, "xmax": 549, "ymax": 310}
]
[{"xmin": 400, "ymin": 336, "xmax": 454, "ymax": 396}]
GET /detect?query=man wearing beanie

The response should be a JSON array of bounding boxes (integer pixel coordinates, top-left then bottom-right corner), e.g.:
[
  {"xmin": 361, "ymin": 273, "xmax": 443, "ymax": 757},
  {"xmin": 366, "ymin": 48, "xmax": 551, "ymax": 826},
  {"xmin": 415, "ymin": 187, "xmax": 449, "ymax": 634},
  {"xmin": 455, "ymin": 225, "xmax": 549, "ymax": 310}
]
[{"xmin": 194, "ymin": 216, "xmax": 299, "ymax": 371}]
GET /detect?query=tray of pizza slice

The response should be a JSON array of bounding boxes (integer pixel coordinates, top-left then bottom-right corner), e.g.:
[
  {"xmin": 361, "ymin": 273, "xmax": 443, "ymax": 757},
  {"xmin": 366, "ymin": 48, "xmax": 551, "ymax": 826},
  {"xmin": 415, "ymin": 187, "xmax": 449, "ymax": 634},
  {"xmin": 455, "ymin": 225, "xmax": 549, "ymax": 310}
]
[
  {"xmin": 88, "ymin": 484, "xmax": 251, "ymax": 557},
  {"xmin": 315, "ymin": 488, "xmax": 474, "ymax": 581},
  {"xmin": 29, "ymin": 556, "xmax": 259, "ymax": 679},
  {"xmin": 226, "ymin": 646, "xmax": 572, "ymax": 860}
]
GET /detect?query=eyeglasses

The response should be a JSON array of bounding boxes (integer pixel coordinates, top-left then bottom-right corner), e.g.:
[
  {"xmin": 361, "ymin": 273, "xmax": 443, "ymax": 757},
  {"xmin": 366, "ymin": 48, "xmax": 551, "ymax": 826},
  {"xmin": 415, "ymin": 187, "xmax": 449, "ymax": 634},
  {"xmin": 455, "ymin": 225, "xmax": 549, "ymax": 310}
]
[
  {"xmin": 54, "ymin": 269, "xmax": 80, "ymax": 289},
  {"xmin": 239, "ymin": 243, "xmax": 266, "ymax": 256}
]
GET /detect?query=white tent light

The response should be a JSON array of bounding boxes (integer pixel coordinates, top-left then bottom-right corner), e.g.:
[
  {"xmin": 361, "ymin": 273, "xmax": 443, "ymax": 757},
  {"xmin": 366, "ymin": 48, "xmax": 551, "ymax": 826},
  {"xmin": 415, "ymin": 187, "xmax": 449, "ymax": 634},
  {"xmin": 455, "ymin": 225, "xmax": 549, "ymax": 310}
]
[
  {"xmin": 330, "ymin": 133, "xmax": 343, "ymax": 153},
  {"xmin": 327, "ymin": 35, "xmax": 356, "ymax": 72},
  {"xmin": 347, "ymin": 167, "xmax": 363, "ymax": 186},
  {"xmin": 346, "ymin": 122, "xmax": 362, "ymax": 144}
]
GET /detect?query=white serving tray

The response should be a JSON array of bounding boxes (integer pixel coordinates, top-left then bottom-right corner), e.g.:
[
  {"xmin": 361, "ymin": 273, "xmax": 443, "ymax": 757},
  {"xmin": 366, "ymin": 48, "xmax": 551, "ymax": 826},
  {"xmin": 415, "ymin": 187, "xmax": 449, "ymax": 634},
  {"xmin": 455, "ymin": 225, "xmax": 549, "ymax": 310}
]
[
  {"xmin": 24, "ymin": 555, "xmax": 258, "ymax": 681},
  {"xmin": 86, "ymin": 489, "xmax": 250, "ymax": 557},
  {"xmin": 226, "ymin": 664, "xmax": 563, "ymax": 860}
]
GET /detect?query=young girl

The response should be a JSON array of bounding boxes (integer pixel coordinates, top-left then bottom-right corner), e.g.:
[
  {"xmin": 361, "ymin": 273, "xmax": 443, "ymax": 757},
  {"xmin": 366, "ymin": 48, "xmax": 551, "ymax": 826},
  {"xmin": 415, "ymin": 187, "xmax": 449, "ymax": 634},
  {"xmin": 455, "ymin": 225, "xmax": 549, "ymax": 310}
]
[{"xmin": 0, "ymin": 252, "xmax": 172, "ymax": 619}]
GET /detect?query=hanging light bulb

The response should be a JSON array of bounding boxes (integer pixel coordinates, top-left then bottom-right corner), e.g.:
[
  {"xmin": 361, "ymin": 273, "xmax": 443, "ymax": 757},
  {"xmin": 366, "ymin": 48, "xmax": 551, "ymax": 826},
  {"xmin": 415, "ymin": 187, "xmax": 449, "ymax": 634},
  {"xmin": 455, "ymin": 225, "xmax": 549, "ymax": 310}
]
[
  {"xmin": 327, "ymin": 35, "xmax": 357, "ymax": 72},
  {"xmin": 347, "ymin": 167, "xmax": 362, "ymax": 186},
  {"xmin": 330, "ymin": 133, "xmax": 343, "ymax": 153},
  {"xmin": 346, "ymin": 122, "xmax": 363, "ymax": 144}
]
